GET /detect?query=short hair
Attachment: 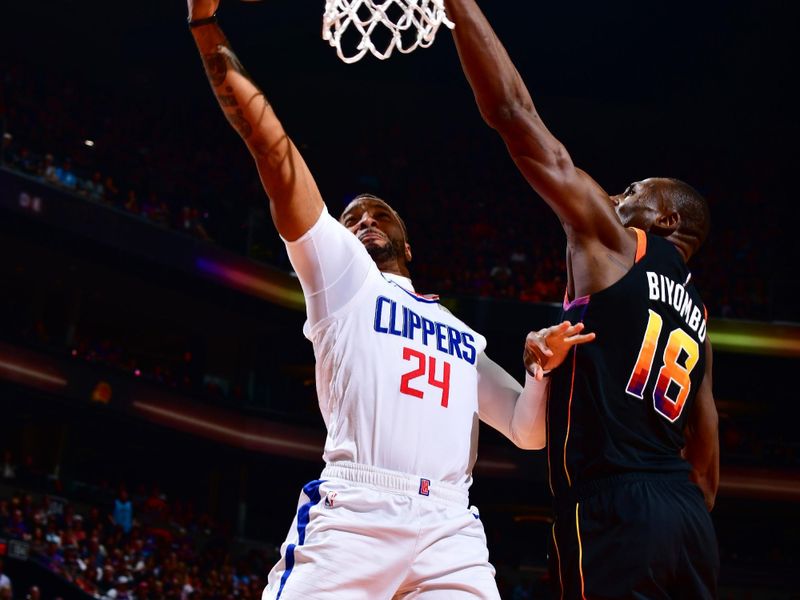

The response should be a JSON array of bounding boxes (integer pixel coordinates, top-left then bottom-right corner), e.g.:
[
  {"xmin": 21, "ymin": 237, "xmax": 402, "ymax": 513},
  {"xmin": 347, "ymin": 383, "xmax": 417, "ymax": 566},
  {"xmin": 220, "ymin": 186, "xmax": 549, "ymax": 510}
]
[
  {"xmin": 665, "ymin": 178, "xmax": 710, "ymax": 248},
  {"xmin": 342, "ymin": 193, "xmax": 410, "ymax": 243}
]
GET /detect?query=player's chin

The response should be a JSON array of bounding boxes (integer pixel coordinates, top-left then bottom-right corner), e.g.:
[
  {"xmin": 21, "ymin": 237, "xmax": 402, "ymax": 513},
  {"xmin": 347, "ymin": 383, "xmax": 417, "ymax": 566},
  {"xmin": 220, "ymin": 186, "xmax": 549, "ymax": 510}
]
[
  {"xmin": 362, "ymin": 239, "xmax": 388, "ymax": 251},
  {"xmin": 366, "ymin": 243, "xmax": 395, "ymax": 262}
]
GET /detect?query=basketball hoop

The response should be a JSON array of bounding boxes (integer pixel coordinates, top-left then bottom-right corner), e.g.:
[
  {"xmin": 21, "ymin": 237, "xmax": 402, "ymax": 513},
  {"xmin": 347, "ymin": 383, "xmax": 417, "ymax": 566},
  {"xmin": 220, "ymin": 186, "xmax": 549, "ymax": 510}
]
[{"xmin": 323, "ymin": 0, "xmax": 454, "ymax": 64}]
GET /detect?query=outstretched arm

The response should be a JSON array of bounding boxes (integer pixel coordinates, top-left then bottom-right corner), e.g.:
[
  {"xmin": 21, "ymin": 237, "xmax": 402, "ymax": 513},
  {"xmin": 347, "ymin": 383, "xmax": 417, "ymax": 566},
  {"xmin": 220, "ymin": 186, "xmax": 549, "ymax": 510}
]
[
  {"xmin": 188, "ymin": 0, "xmax": 323, "ymax": 241},
  {"xmin": 444, "ymin": 0, "xmax": 623, "ymax": 248},
  {"xmin": 683, "ymin": 337, "xmax": 719, "ymax": 511}
]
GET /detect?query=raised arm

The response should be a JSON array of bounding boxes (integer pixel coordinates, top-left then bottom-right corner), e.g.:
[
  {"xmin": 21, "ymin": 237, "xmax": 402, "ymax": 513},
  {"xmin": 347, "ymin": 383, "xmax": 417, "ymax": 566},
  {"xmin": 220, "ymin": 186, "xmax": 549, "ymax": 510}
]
[
  {"xmin": 188, "ymin": 0, "xmax": 323, "ymax": 241},
  {"xmin": 683, "ymin": 338, "xmax": 719, "ymax": 511},
  {"xmin": 444, "ymin": 0, "xmax": 623, "ymax": 247}
]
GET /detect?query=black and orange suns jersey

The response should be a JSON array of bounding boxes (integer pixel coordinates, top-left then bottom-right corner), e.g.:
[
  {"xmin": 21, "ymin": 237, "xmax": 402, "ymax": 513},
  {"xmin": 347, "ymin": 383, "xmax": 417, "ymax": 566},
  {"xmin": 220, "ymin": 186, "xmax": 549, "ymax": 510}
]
[{"xmin": 547, "ymin": 229, "xmax": 708, "ymax": 500}]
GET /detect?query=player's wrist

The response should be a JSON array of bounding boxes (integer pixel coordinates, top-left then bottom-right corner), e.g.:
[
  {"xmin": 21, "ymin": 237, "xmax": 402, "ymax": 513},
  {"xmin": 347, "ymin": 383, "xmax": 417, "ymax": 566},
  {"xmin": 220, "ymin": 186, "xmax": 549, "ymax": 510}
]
[{"xmin": 525, "ymin": 366, "xmax": 552, "ymax": 379}]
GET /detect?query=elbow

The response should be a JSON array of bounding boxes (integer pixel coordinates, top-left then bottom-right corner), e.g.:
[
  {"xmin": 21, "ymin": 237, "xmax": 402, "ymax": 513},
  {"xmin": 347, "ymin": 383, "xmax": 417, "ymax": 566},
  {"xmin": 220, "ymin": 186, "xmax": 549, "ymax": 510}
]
[{"xmin": 482, "ymin": 101, "xmax": 531, "ymax": 134}]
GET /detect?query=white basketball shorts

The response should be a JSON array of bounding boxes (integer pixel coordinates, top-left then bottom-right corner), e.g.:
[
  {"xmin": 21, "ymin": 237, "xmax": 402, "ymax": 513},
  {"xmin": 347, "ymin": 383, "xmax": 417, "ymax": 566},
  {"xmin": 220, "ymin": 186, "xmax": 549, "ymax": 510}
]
[{"xmin": 262, "ymin": 461, "xmax": 500, "ymax": 600}]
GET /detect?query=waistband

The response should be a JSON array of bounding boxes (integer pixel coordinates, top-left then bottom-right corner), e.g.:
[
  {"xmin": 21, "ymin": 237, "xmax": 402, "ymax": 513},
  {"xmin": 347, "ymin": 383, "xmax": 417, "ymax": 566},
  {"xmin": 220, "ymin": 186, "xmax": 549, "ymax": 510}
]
[
  {"xmin": 556, "ymin": 471, "xmax": 690, "ymax": 505},
  {"xmin": 321, "ymin": 461, "xmax": 469, "ymax": 507}
]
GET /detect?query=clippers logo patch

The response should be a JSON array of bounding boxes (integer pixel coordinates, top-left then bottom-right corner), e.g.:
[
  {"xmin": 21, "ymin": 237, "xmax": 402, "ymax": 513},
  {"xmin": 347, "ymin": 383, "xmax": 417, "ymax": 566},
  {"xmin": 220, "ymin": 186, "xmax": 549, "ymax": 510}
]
[{"xmin": 419, "ymin": 479, "xmax": 431, "ymax": 496}]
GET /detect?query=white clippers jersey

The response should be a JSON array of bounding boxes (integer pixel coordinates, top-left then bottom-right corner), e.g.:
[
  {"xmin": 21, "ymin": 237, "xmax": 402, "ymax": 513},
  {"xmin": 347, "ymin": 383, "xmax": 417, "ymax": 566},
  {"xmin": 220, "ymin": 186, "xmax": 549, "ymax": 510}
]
[{"xmin": 284, "ymin": 208, "xmax": 487, "ymax": 490}]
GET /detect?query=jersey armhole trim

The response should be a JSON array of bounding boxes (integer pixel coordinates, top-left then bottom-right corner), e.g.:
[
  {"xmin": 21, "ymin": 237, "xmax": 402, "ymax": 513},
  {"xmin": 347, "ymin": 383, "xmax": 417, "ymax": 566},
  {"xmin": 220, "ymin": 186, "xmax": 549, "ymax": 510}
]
[{"xmin": 632, "ymin": 227, "xmax": 647, "ymax": 263}]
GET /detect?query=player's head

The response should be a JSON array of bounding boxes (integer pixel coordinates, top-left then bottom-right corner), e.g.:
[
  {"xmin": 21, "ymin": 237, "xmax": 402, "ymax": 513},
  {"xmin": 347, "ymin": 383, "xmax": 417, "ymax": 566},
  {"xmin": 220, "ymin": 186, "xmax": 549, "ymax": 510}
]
[
  {"xmin": 339, "ymin": 194, "xmax": 412, "ymax": 276},
  {"xmin": 613, "ymin": 178, "xmax": 710, "ymax": 260}
]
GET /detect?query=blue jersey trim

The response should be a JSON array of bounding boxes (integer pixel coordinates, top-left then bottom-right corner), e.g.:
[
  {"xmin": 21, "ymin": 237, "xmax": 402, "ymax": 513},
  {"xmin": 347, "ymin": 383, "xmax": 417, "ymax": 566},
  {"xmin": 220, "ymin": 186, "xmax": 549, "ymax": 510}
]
[
  {"xmin": 381, "ymin": 274, "xmax": 440, "ymax": 304},
  {"xmin": 276, "ymin": 479, "xmax": 325, "ymax": 599}
]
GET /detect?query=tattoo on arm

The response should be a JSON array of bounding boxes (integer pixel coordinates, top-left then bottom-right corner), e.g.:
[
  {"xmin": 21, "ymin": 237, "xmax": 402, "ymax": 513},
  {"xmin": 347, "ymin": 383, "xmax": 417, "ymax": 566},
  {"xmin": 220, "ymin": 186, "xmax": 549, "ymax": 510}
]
[
  {"xmin": 203, "ymin": 52, "xmax": 228, "ymax": 87},
  {"xmin": 201, "ymin": 44, "xmax": 270, "ymax": 141},
  {"xmin": 219, "ymin": 94, "xmax": 237, "ymax": 107},
  {"xmin": 230, "ymin": 110, "xmax": 253, "ymax": 139}
]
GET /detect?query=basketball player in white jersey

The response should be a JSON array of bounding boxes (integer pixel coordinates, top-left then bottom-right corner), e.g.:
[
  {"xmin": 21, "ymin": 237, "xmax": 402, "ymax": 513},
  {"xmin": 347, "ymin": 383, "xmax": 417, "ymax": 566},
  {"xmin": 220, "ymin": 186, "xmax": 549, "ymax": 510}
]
[{"xmin": 187, "ymin": 1, "xmax": 593, "ymax": 597}]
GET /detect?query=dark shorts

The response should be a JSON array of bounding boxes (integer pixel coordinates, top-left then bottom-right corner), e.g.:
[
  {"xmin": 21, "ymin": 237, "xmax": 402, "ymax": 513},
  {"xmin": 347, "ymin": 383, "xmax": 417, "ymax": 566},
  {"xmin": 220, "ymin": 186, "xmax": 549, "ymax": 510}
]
[{"xmin": 549, "ymin": 473, "xmax": 719, "ymax": 600}]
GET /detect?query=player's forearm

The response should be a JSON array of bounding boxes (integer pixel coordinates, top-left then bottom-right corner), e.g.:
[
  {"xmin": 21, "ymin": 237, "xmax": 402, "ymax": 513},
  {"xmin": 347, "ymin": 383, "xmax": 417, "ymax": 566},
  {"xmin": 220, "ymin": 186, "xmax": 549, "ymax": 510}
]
[
  {"xmin": 684, "ymin": 340, "xmax": 719, "ymax": 511},
  {"xmin": 509, "ymin": 374, "xmax": 548, "ymax": 450},
  {"xmin": 477, "ymin": 354, "xmax": 546, "ymax": 450},
  {"xmin": 685, "ymin": 423, "xmax": 719, "ymax": 511},
  {"xmin": 683, "ymin": 398, "xmax": 719, "ymax": 510},
  {"xmin": 445, "ymin": 0, "xmax": 537, "ymax": 131},
  {"xmin": 190, "ymin": 22, "xmax": 324, "ymax": 240},
  {"xmin": 191, "ymin": 23, "xmax": 277, "ymax": 150},
  {"xmin": 445, "ymin": 0, "xmax": 586, "ymax": 219}
]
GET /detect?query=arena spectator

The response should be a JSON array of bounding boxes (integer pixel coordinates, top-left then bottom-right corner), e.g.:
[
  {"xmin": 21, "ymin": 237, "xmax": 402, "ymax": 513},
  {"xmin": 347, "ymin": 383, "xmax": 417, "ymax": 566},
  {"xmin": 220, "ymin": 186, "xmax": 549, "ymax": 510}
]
[
  {"xmin": 112, "ymin": 489, "xmax": 133, "ymax": 535},
  {"xmin": 38, "ymin": 153, "xmax": 58, "ymax": 184},
  {"xmin": 0, "ymin": 559, "xmax": 11, "ymax": 598},
  {"xmin": 1, "ymin": 450, "xmax": 15, "ymax": 480},
  {"xmin": 56, "ymin": 158, "xmax": 78, "ymax": 190}
]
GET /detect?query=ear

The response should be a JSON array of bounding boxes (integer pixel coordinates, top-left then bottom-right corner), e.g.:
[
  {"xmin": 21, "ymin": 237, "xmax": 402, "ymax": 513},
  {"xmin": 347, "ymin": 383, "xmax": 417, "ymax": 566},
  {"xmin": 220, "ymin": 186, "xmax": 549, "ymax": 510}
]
[
  {"xmin": 651, "ymin": 210, "xmax": 680, "ymax": 236},
  {"xmin": 404, "ymin": 242, "xmax": 413, "ymax": 263}
]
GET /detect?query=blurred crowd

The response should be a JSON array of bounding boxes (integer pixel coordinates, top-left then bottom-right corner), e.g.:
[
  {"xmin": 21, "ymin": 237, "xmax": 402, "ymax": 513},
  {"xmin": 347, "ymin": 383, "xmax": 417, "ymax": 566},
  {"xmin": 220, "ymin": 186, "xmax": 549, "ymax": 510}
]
[
  {"xmin": 0, "ymin": 453, "xmax": 273, "ymax": 600},
  {"xmin": 0, "ymin": 61, "xmax": 792, "ymax": 321}
]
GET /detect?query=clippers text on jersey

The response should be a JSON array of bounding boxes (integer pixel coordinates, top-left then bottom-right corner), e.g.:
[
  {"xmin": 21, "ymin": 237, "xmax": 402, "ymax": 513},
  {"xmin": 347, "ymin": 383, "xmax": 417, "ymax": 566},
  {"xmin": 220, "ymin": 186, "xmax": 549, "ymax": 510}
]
[{"xmin": 373, "ymin": 296, "xmax": 477, "ymax": 364}]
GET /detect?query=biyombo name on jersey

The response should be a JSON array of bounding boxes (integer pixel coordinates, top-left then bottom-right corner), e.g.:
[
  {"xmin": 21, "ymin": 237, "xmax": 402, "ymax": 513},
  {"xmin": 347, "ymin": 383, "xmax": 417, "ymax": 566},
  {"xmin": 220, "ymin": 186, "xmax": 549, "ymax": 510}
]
[
  {"xmin": 373, "ymin": 296, "xmax": 477, "ymax": 364},
  {"xmin": 646, "ymin": 272, "xmax": 707, "ymax": 342}
]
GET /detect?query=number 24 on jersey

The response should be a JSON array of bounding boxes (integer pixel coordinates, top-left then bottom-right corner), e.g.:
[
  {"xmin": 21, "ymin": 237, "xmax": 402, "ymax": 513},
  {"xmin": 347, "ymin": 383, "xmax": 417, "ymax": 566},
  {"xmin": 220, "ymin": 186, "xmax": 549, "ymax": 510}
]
[{"xmin": 400, "ymin": 347, "xmax": 451, "ymax": 408}]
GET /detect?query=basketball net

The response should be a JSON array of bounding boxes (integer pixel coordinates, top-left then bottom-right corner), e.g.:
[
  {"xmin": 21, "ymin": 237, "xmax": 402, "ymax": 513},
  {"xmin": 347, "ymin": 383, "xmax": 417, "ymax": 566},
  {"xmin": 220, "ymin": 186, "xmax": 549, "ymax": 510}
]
[{"xmin": 323, "ymin": 0, "xmax": 454, "ymax": 64}]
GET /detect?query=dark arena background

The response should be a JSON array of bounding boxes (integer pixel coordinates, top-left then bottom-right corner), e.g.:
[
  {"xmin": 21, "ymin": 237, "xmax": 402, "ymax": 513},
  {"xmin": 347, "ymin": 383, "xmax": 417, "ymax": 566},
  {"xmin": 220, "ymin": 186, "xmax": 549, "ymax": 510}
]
[{"xmin": 1, "ymin": 1, "xmax": 797, "ymax": 598}]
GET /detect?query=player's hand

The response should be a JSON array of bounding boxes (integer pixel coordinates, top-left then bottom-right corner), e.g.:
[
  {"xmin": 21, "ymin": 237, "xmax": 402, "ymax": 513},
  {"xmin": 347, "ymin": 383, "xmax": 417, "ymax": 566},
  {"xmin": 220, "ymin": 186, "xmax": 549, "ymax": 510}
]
[
  {"xmin": 524, "ymin": 321, "xmax": 596, "ymax": 381},
  {"xmin": 187, "ymin": 0, "xmax": 219, "ymax": 22}
]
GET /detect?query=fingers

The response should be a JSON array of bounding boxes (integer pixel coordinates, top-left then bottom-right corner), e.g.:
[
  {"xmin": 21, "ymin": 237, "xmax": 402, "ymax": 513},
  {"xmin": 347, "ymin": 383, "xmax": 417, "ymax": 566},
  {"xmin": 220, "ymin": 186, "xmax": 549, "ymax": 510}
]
[
  {"xmin": 555, "ymin": 321, "xmax": 584, "ymax": 338},
  {"xmin": 544, "ymin": 322, "xmax": 595, "ymax": 345},
  {"xmin": 563, "ymin": 332, "xmax": 596, "ymax": 345}
]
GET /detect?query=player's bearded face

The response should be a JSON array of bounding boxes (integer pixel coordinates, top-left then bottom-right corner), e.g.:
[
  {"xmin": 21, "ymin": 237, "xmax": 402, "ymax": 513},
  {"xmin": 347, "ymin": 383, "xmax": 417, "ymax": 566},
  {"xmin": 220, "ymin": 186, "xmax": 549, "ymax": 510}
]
[
  {"xmin": 340, "ymin": 199, "xmax": 409, "ymax": 267},
  {"xmin": 362, "ymin": 230, "xmax": 405, "ymax": 263}
]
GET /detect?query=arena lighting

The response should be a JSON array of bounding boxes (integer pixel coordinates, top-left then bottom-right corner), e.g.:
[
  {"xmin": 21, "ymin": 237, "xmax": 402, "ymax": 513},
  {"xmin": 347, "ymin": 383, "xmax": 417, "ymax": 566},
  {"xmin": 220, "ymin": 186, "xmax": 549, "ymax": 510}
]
[
  {"xmin": 132, "ymin": 401, "xmax": 321, "ymax": 455},
  {"xmin": 0, "ymin": 358, "xmax": 68, "ymax": 387},
  {"xmin": 83, "ymin": 139, "xmax": 95, "ymax": 147},
  {"xmin": 719, "ymin": 468, "xmax": 800, "ymax": 501},
  {"xmin": 195, "ymin": 257, "xmax": 305, "ymax": 310},
  {"xmin": 708, "ymin": 320, "xmax": 800, "ymax": 357}
]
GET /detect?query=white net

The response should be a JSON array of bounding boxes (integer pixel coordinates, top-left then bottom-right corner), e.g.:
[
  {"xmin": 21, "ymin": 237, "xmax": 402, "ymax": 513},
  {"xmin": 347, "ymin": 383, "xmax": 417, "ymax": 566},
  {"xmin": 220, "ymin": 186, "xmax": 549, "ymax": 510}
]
[{"xmin": 323, "ymin": 0, "xmax": 454, "ymax": 64}]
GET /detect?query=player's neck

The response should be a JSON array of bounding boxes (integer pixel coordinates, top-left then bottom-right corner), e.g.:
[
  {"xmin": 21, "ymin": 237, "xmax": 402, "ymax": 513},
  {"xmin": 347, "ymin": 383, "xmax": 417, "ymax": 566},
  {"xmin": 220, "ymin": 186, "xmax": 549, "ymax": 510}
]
[
  {"xmin": 379, "ymin": 263, "xmax": 411, "ymax": 279},
  {"xmin": 666, "ymin": 233, "xmax": 693, "ymax": 263}
]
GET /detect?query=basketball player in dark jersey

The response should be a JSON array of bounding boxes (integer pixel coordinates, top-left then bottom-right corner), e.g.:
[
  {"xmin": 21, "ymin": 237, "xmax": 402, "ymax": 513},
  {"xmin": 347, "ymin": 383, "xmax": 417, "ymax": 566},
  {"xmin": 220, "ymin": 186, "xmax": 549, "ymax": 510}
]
[{"xmin": 445, "ymin": 1, "xmax": 720, "ymax": 598}]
